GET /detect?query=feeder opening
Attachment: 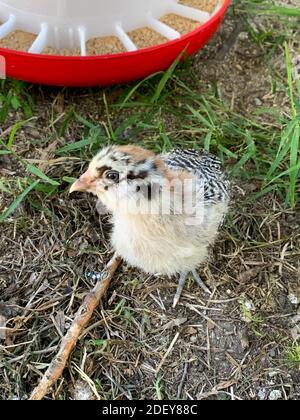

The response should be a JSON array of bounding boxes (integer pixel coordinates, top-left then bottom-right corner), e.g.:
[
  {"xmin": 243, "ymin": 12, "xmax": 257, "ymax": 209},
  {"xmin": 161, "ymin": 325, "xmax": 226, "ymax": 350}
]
[{"xmin": 0, "ymin": 0, "xmax": 222, "ymax": 56}]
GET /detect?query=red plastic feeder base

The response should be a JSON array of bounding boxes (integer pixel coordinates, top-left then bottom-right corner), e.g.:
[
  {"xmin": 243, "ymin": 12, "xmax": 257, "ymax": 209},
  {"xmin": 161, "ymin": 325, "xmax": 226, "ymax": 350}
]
[{"xmin": 0, "ymin": 1, "xmax": 230, "ymax": 87}]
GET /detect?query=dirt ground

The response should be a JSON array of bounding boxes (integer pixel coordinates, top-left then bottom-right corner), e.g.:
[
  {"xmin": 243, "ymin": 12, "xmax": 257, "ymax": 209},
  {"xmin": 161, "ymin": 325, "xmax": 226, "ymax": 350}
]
[{"xmin": 0, "ymin": 3, "xmax": 300, "ymax": 400}]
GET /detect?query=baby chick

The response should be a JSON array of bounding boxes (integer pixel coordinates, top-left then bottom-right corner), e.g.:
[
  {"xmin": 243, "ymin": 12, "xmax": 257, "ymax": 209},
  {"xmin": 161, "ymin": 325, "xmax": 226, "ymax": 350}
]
[{"xmin": 70, "ymin": 145, "xmax": 230, "ymax": 307}]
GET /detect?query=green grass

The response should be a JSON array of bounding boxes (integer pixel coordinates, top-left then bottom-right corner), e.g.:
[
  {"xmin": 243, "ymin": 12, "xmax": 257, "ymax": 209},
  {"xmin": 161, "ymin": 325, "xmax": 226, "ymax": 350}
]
[
  {"xmin": 236, "ymin": 0, "xmax": 300, "ymax": 17},
  {"xmin": 0, "ymin": 0, "xmax": 299, "ymax": 223},
  {"xmin": 0, "ymin": 79, "xmax": 33, "ymax": 122},
  {"xmin": 155, "ymin": 377, "xmax": 164, "ymax": 400},
  {"xmin": 286, "ymin": 344, "xmax": 300, "ymax": 367},
  {"xmin": 0, "ymin": 180, "xmax": 39, "ymax": 223},
  {"xmin": 265, "ymin": 44, "xmax": 300, "ymax": 207}
]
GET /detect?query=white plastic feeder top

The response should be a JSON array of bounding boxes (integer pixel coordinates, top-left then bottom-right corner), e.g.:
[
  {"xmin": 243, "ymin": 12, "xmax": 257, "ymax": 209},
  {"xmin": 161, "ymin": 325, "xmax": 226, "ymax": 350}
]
[{"xmin": 0, "ymin": 0, "xmax": 219, "ymax": 55}]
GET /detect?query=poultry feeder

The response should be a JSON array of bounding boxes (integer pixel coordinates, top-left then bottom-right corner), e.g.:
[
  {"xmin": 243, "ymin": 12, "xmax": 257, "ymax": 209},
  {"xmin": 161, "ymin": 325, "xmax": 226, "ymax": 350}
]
[{"xmin": 0, "ymin": 0, "xmax": 230, "ymax": 86}]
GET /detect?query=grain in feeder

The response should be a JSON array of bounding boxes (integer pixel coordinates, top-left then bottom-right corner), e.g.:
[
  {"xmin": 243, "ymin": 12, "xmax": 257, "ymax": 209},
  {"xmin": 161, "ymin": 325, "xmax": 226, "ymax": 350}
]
[{"xmin": 0, "ymin": 0, "xmax": 230, "ymax": 86}]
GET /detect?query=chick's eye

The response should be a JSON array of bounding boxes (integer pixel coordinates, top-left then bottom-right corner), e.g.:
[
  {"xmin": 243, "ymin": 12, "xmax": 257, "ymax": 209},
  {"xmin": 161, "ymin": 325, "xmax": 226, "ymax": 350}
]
[{"xmin": 105, "ymin": 170, "xmax": 119, "ymax": 183}]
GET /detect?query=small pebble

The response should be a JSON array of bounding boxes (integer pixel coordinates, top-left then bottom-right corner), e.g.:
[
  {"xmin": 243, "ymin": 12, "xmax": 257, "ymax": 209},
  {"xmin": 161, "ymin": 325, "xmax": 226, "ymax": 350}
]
[
  {"xmin": 268, "ymin": 349, "xmax": 276, "ymax": 358},
  {"xmin": 86, "ymin": 271, "xmax": 107, "ymax": 282},
  {"xmin": 254, "ymin": 98, "xmax": 262, "ymax": 106},
  {"xmin": 238, "ymin": 32, "xmax": 249, "ymax": 41},
  {"xmin": 244, "ymin": 300, "xmax": 255, "ymax": 311},
  {"xmin": 268, "ymin": 390, "xmax": 282, "ymax": 401},
  {"xmin": 86, "ymin": 271, "xmax": 99, "ymax": 280},
  {"xmin": 288, "ymin": 293, "xmax": 299, "ymax": 305},
  {"xmin": 257, "ymin": 387, "xmax": 266, "ymax": 400}
]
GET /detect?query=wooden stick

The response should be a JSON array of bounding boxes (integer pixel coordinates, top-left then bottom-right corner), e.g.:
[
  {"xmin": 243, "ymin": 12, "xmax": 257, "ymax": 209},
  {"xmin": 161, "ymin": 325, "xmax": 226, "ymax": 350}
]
[
  {"xmin": 156, "ymin": 331, "xmax": 180, "ymax": 374},
  {"xmin": 29, "ymin": 254, "xmax": 121, "ymax": 400}
]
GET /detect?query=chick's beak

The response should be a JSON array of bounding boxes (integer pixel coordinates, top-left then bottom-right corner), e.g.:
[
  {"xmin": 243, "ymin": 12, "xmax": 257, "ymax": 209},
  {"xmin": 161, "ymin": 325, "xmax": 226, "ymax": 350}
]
[{"xmin": 70, "ymin": 169, "xmax": 95, "ymax": 194}]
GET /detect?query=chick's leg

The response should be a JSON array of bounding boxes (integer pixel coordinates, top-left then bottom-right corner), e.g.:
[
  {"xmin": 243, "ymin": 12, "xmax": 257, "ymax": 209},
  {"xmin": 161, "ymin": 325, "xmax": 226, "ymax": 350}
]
[
  {"xmin": 173, "ymin": 272, "xmax": 188, "ymax": 308},
  {"xmin": 192, "ymin": 270, "xmax": 211, "ymax": 295},
  {"xmin": 173, "ymin": 271, "xmax": 212, "ymax": 308}
]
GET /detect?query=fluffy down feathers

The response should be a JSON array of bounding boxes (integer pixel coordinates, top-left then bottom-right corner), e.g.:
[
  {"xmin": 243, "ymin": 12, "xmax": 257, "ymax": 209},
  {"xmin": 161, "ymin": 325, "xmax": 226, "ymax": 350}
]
[{"xmin": 71, "ymin": 145, "xmax": 230, "ymax": 277}]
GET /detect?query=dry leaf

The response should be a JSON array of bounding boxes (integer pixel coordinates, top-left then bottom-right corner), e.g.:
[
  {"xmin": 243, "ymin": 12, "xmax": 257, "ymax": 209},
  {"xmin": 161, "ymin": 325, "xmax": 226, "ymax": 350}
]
[
  {"xmin": 238, "ymin": 328, "xmax": 250, "ymax": 351},
  {"xmin": 55, "ymin": 310, "xmax": 66, "ymax": 335},
  {"xmin": 39, "ymin": 141, "xmax": 58, "ymax": 172},
  {"xmin": 237, "ymin": 267, "xmax": 262, "ymax": 284},
  {"xmin": 185, "ymin": 326, "xmax": 198, "ymax": 336},
  {"xmin": 207, "ymin": 319, "xmax": 215, "ymax": 332},
  {"xmin": 197, "ymin": 379, "xmax": 237, "ymax": 400},
  {"xmin": 214, "ymin": 379, "xmax": 237, "ymax": 391},
  {"xmin": 163, "ymin": 317, "xmax": 187, "ymax": 331}
]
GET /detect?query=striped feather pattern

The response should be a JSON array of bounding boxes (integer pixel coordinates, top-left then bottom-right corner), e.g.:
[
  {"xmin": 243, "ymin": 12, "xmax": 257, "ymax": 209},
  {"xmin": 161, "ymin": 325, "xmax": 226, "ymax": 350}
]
[{"xmin": 163, "ymin": 149, "xmax": 230, "ymax": 204}]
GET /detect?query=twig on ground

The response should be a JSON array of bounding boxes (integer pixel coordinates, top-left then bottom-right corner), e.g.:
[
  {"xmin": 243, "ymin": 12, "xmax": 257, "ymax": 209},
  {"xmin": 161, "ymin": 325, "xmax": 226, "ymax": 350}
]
[
  {"xmin": 29, "ymin": 254, "xmax": 121, "ymax": 400},
  {"xmin": 156, "ymin": 332, "xmax": 180, "ymax": 374},
  {"xmin": 177, "ymin": 361, "xmax": 189, "ymax": 399}
]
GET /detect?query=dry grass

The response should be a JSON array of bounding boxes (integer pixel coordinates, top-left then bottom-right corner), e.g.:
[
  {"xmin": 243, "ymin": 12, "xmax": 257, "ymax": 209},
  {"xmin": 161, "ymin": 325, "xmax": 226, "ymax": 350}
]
[{"xmin": 0, "ymin": 187, "xmax": 299, "ymax": 399}]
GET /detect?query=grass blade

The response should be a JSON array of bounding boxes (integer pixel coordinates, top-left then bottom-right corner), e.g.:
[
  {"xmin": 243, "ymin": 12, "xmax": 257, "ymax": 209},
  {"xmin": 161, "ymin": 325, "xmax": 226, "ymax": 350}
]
[
  {"xmin": 0, "ymin": 180, "xmax": 39, "ymax": 222},
  {"xmin": 187, "ymin": 105, "xmax": 212, "ymax": 128},
  {"xmin": 26, "ymin": 164, "xmax": 60, "ymax": 186},
  {"xmin": 288, "ymin": 124, "xmax": 300, "ymax": 207},
  {"xmin": 151, "ymin": 51, "xmax": 184, "ymax": 104},
  {"xmin": 121, "ymin": 72, "xmax": 162, "ymax": 106},
  {"xmin": 7, "ymin": 122, "xmax": 23, "ymax": 148}
]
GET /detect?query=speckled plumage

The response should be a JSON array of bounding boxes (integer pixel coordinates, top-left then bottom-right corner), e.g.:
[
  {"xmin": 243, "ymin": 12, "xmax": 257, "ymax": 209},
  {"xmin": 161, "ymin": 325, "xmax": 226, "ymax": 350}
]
[
  {"xmin": 163, "ymin": 148, "xmax": 230, "ymax": 204},
  {"xmin": 71, "ymin": 144, "xmax": 230, "ymax": 307}
]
